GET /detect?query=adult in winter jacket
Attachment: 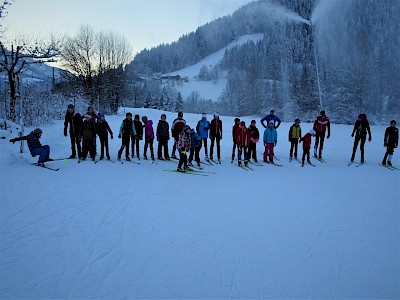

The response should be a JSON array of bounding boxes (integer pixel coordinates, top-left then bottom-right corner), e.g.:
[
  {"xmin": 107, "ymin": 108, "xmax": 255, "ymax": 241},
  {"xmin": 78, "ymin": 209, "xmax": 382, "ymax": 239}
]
[
  {"xmin": 288, "ymin": 118, "xmax": 302, "ymax": 160},
  {"xmin": 231, "ymin": 118, "xmax": 240, "ymax": 162},
  {"xmin": 235, "ymin": 121, "xmax": 249, "ymax": 166},
  {"xmin": 313, "ymin": 110, "xmax": 330, "ymax": 158},
  {"xmin": 64, "ymin": 104, "xmax": 83, "ymax": 158},
  {"xmin": 196, "ymin": 113, "xmax": 210, "ymax": 159},
  {"xmin": 177, "ymin": 125, "xmax": 192, "ymax": 172},
  {"xmin": 382, "ymin": 120, "xmax": 398, "ymax": 166},
  {"xmin": 117, "ymin": 112, "xmax": 137, "ymax": 161},
  {"xmin": 132, "ymin": 114, "xmax": 143, "ymax": 159},
  {"xmin": 300, "ymin": 129, "xmax": 316, "ymax": 166},
  {"xmin": 248, "ymin": 120, "xmax": 260, "ymax": 162},
  {"xmin": 260, "ymin": 109, "xmax": 281, "ymax": 129},
  {"xmin": 156, "ymin": 114, "xmax": 170, "ymax": 160},
  {"xmin": 209, "ymin": 112, "xmax": 223, "ymax": 161},
  {"xmin": 80, "ymin": 114, "xmax": 97, "ymax": 161},
  {"xmin": 171, "ymin": 112, "xmax": 186, "ymax": 159},
  {"xmin": 96, "ymin": 113, "xmax": 113, "ymax": 160},
  {"xmin": 350, "ymin": 113, "xmax": 371, "ymax": 163},
  {"xmin": 142, "ymin": 116, "xmax": 155, "ymax": 161},
  {"xmin": 263, "ymin": 120, "xmax": 278, "ymax": 163},
  {"xmin": 10, "ymin": 128, "xmax": 52, "ymax": 166}
]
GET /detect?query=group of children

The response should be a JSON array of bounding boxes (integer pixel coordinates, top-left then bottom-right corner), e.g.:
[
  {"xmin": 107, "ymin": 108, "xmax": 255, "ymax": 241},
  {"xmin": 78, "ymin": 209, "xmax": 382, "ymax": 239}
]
[{"xmin": 8, "ymin": 105, "xmax": 399, "ymax": 169}]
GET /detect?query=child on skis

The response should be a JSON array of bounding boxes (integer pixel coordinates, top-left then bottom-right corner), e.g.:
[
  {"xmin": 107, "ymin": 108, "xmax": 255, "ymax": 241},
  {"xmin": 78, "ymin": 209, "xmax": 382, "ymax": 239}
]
[
  {"xmin": 350, "ymin": 113, "xmax": 372, "ymax": 163},
  {"xmin": 289, "ymin": 118, "xmax": 302, "ymax": 160},
  {"xmin": 132, "ymin": 114, "xmax": 143, "ymax": 159},
  {"xmin": 263, "ymin": 120, "xmax": 278, "ymax": 163},
  {"xmin": 196, "ymin": 113, "xmax": 210, "ymax": 161},
  {"xmin": 189, "ymin": 127, "xmax": 202, "ymax": 168},
  {"xmin": 248, "ymin": 119, "xmax": 259, "ymax": 163},
  {"xmin": 96, "ymin": 113, "xmax": 113, "ymax": 160},
  {"xmin": 177, "ymin": 125, "xmax": 192, "ymax": 172},
  {"xmin": 80, "ymin": 114, "xmax": 97, "ymax": 161},
  {"xmin": 156, "ymin": 114, "xmax": 170, "ymax": 160},
  {"xmin": 231, "ymin": 118, "xmax": 240, "ymax": 162},
  {"xmin": 300, "ymin": 129, "xmax": 316, "ymax": 166},
  {"xmin": 382, "ymin": 120, "xmax": 398, "ymax": 166},
  {"xmin": 142, "ymin": 116, "xmax": 155, "ymax": 161},
  {"xmin": 117, "ymin": 112, "xmax": 137, "ymax": 161},
  {"xmin": 171, "ymin": 112, "xmax": 186, "ymax": 159},
  {"xmin": 235, "ymin": 121, "xmax": 249, "ymax": 167},
  {"xmin": 9, "ymin": 128, "xmax": 52, "ymax": 166}
]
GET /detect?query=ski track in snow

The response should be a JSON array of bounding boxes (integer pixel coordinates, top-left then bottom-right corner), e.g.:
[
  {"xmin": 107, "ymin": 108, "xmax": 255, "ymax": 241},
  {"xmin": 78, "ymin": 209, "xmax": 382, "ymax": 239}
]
[{"xmin": 0, "ymin": 108, "xmax": 399, "ymax": 299}]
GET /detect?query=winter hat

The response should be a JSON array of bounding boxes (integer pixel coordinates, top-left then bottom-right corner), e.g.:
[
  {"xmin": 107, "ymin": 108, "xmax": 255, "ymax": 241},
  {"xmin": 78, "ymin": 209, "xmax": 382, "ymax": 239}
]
[
  {"xmin": 390, "ymin": 120, "xmax": 396, "ymax": 125},
  {"xmin": 183, "ymin": 125, "xmax": 191, "ymax": 131},
  {"xmin": 126, "ymin": 112, "xmax": 132, "ymax": 117},
  {"xmin": 270, "ymin": 109, "xmax": 275, "ymax": 113},
  {"xmin": 320, "ymin": 110, "xmax": 326, "ymax": 116},
  {"xmin": 202, "ymin": 113, "xmax": 207, "ymax": 119},
  {"xmin": 98, "ymin": 113, "xmax": 105, "ymax": 120},
  {"xmin": 214, "ymin": 112, "xmax": 219, "ymax": 117},
  {"xmin": 240, "ymin": 121, "xmax": 246, "ymax": 127},
  {"xmin": 178, "ymin": 111, "xmax": 183, "ymax": 118},
  {"xmin": 251, "ymin": 119, "xmax": 256, "ymax": 125},
  {"xmin": 33, "ymin": 128, "xmax": 42, "ymax": 135},
  {"xmin": 134, "ymin": 114, "xmax": 140, "ymax": 120},
  {"xmin": 358, "ymin": 114, "xmax": 365, "ymax": 120},
  {"xmin": 161, "ymin": 114, "xmax": 166, "ymax": 119},
  {"xmin": 294, "ymin": 118, "xmax": 300, "ymax": 124},
  {"xmin": 84, "ymin": 114, "xmax": 91, "ymax": 119},
  {"xmin": 68, "ymin": 104, "xmax": 74, "ymax": 109},
  {"xmin": 309, "ymin": 129, "xmax": 316, "ymax": 135},
  {"xmin": 142, "ymin": 116, "xmax": 148, "ymax": 123},
  {"xmin": 268, "ymin": 120, "xmax": 274, "ymax": 126}
]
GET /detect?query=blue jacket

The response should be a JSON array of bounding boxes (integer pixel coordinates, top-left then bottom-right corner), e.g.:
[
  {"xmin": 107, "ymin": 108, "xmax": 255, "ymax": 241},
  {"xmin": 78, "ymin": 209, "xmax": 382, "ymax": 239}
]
[
  {"xmin": 196, "ymin": 119, "xmax": 210, "ymax": 138},
  {"xmin": 190, "ymin": 131, "xmax": 202, "ymax": 149},
  {"xmin": 263, "ymin": 127, "xmax": 278, "ymax": 144},
  {"xmin": 260, "ymin": 114, "xmax": 281, "ymax": 128}
]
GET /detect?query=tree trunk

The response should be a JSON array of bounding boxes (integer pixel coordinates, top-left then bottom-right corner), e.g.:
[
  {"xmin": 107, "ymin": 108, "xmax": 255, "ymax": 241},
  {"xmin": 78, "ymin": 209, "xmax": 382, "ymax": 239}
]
[{"xmin": 8, "ymin": 70, "xmax": 16, "ymax": 121}]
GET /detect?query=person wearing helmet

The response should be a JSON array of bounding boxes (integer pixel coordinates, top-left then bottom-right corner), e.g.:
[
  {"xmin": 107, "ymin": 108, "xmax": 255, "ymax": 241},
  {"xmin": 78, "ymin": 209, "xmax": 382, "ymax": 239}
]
[
  {"xmin": 260, "ymin": 109, "xmax": 281, "ymax": 129},
  {"xmin": 63, "ymin": 104, "xmax": 83, "ymax": 158},
  {"xmin": 9, "ymin": 128, "xmax": 52, "ymax": 166},
  {"xmin": 382, "ymin": 120, "xmax": 398, "ymax": 166},
  {"xmin": 96, "ymin": 113, "xmax": 113, "ymax": 160},
  {"xmin": 156, "ymin": 114, "xmax": 170, "ymax": 160},
  {"xmin": 300, "ymin": 129, "xmax": 316, "ymax": 167},
  {"xmin": 313, "ymin": 110, "xmax": 330, "ymax": 159},
  {"xmin": 350, "ymin": 113, "xmax": 371, "ymax": 163},
  {"xmin": 177, "ymin": 125, "xmax": 192, "ymax": 172},
  {"xmin": 288, "ymin": 118, "xmax": 302, "ymax": 160},
  {"xmin": 171, "ymin": 111, "xmax": 186, "ymax": 159},
  {"xmin": 263, "ymin": 120, "xmax": 278, "ymax": 163}
]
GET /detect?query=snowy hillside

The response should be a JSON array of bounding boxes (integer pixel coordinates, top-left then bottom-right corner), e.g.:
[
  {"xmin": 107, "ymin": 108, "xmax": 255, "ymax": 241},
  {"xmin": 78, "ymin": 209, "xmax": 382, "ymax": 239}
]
[
  {"xmin": 165, "ymin": 33, "xmax": 264, "ymax": 101},
  {"xmin": 0, "ymin": 108, "xmax": 399, "ymax": 299}
]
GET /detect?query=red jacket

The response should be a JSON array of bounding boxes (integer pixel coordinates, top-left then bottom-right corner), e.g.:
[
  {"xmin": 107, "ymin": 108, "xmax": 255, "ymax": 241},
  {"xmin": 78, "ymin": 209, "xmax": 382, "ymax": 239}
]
[
  {"xmin": 313, "ymin": 116, "xmax": 330, "ymax": 134},
  {"xmin": 301, "ymin": 133, "xmax": 313, "ymax": 149},
  {"xmin": 235, "ymin": 127, "xmax": 249, "ymax": 147}
]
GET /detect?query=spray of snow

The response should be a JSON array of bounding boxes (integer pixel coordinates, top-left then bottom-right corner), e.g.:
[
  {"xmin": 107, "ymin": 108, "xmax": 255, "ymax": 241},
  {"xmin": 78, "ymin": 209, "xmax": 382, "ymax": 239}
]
[{"xmin": 311, "ymin": 0, "xmax": 340, "ymax": 24}]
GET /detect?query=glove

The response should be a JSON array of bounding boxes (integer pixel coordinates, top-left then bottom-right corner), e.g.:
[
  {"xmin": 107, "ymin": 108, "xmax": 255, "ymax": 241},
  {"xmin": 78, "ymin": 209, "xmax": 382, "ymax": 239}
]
[
  {"xmin": 110, "ymin": 134, "xmax": 113, "ymax": 139},
  {"xmin": 327, "ymin": 135, "xmax": 330, "ymax": 139},
  {"xmin": 64, "ymin": 128, "xmax": 68, "ymax": 137},
  {"xmin": 274, "ymin": 141, "xmax": 277, "ymax": 146},
  {"xmin": 118, "ymin": 134, "xmax": 121, "ymax": 139},
  {"xmin": 181, "ymin": 150, "xmax": 187, "ymax": 155},
  {"xmin": 384, "ymin": 143, "xmax": 387, "ymax": 147},
  {"xmin": 368, "ymin": 136, "xmax": 371, "ymax": 142},
  {"xmin": 351, "ymin": 133, "xmax": 354, "ymax": 137},
  {"xmin": 10, "ymin": 138, "xmax": 17, "ymax": 144}
]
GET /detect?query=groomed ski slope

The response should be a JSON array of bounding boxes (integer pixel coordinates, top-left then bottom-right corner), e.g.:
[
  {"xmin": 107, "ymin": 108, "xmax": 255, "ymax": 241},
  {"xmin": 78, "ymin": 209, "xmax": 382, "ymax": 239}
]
[{"xmin": 0, "ymin": 108, "xmax": 399, "ymax": 299}]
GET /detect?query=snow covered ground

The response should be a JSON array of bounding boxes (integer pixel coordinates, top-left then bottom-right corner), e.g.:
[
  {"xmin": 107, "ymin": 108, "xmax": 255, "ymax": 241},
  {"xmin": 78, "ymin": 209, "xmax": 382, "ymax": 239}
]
[{"xmin": 0, "ymin": 108, "xmax": 399, "ymax": 299}]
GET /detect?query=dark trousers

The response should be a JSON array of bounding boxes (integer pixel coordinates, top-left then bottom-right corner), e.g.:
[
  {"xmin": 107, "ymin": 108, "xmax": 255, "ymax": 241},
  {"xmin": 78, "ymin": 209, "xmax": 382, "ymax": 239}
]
[
  {"xmin": 314, "ymin": 131, "xmax": 326, "ymax": 156},
  {"xmin": 144, "ymin": 139, "xmax": 154, "ymax": 159},
  {"xmin": 118, "ymin": 135, "xmax": 131, "ymax": 158},
  {"xmin": 232, "ymin": 142, "xmax": 237, "ymax": 161},
  {"xmin": 82, "ymin": 139, "xmax": 96, "ymax": 159},
  {"xmin": 189, "ymin": 147, "xmax": 201, "ymax": 164},
  {"xmin": 99, "ymin": 137, "xmax": 110, "ymax": 158},
  {"xmin": 210, "ymin": 137, "xmax": 221, "ymax": 160},
  {"xmin": 383, "ymin": 144, "xmax": 396, "ymax": 162},
  {"xmin": 238, "ymin": 146, "xmax": 247, "ymax": 162},
  {"xmin": 31, "ymin": 145, "xmax": 50, "ymax": 163},
  {"xmin": 69, "ymin": 133, "xmax": 81, "ymax": 157},
  {"xmin": 172, "ymin": 137, "xmax": 179, "ymax": 156},
  {"xmin": 290, "ymin": 138, "xmax": 299, "ymax": 158},
  {"xmin": 178, "ymin": 151, "xmax": 188, "ymax": 169},
  {"xmin": 201, "ymin": 138, "xmax": 208, "ymax": 157},
  {"xmin": 158, "ymin": 136, "xmax": 169, "ymax": 159},
  {"xmin": 351, "ymin": 135, "xmax": 366, "ymax": 161},
  {"xmin": 248, "ymin": 142, "xmax": 257, "ymax": 160},
  {"xmin": 302, "ymin": 148, "xmax": 311, "ymax": 163},
  {"xmin": 131, "ymin": 136, "xmax": 140, "ymax": 157}
]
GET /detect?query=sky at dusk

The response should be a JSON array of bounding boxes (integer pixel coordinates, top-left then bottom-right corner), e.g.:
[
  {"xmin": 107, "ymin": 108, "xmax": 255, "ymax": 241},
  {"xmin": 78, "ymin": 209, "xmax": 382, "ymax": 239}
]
[{"xmin": 3, "ymin": 0, "xmax": 254, "ymax": 56}]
